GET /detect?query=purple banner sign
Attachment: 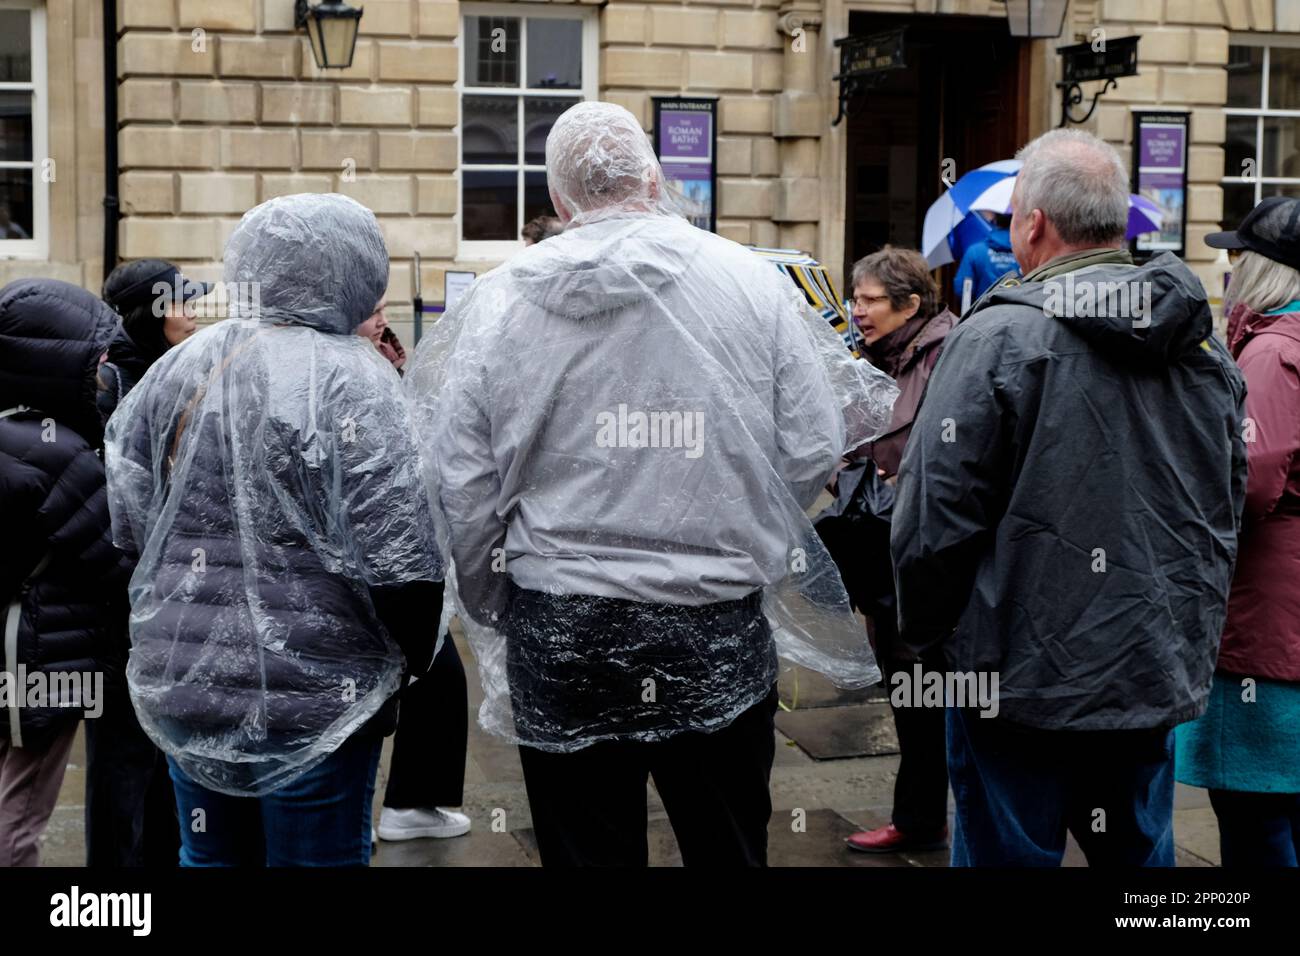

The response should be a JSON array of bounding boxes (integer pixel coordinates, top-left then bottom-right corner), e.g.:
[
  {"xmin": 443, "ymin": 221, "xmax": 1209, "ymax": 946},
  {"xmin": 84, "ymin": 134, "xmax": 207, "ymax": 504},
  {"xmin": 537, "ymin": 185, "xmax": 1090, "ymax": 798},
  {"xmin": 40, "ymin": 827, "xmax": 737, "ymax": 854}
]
[
  {"xmin": 1133, "ymin": 113, "xmax": 1190, "ymax": 256},
  {"xmin": 653, "ymin": 97, "xmax": 717, "ymax": 233},
  {"xmin": 1138, "ymin": 125, "xmax": 1185, "ymax": 169}
]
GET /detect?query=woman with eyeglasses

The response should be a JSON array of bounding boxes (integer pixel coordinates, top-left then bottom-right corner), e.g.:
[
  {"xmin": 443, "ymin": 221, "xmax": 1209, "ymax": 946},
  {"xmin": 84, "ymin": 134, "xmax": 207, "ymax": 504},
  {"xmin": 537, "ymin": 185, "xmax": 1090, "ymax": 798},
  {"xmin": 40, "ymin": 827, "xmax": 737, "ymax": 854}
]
[{"xmin": 837, "ymin": 245, "xmax": 957, "ymax": 856}]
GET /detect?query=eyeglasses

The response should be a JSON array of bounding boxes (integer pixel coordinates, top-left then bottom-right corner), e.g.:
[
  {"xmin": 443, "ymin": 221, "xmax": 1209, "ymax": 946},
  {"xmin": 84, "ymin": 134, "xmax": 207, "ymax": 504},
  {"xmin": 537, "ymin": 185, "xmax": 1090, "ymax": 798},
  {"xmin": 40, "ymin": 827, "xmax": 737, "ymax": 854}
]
[{"xmin": 851, "ymin": 294, "xmax": 891, "ymax": 309}]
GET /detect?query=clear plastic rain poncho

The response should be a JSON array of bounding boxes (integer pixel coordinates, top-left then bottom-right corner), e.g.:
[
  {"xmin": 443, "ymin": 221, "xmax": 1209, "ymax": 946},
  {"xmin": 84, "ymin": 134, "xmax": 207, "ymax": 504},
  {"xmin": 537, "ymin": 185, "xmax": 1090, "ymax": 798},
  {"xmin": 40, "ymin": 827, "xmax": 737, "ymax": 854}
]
[
  {"xmin": 407, "ymin": 102, "xmax": 899, "ymax": 752},
  {"xmin": 104, "ymin": 193, "xmax": 443, "ymax": 796}
]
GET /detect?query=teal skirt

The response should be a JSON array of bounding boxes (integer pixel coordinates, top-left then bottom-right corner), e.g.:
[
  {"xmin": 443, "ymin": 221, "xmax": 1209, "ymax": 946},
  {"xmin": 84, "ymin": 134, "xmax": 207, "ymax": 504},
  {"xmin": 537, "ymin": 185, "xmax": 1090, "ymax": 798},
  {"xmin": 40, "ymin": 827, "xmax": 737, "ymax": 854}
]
[{"xmin": 1175, "ymin": 673, "xmax": 1300, "ymax": 793}]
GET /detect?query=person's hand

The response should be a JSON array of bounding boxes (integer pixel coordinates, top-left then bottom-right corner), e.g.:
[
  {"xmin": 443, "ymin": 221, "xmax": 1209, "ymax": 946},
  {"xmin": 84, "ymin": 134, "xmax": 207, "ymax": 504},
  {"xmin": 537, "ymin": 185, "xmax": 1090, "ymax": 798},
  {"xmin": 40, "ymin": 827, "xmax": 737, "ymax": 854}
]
[{"xmin": 826, "ymin": 457, "xmax": 851, "ymax": 495}]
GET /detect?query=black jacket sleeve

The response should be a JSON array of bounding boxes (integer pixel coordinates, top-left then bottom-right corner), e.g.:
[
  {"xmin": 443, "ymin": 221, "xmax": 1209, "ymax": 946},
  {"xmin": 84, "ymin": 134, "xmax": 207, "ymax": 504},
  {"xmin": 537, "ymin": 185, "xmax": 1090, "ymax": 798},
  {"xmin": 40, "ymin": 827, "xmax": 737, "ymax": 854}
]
[
  {"xmin": 889, "ymin": 319, "xmax": 1014, "ymax": 661},
  {"xmin": 369, "ymin": 579, "xmax": 445, "ymax": 679}
]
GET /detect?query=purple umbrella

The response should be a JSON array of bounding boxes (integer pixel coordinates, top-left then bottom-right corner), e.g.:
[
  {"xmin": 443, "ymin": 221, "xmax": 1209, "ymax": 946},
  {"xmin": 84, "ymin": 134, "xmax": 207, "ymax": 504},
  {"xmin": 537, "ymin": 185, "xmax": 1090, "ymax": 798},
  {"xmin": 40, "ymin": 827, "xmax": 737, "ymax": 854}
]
[
  {"xmin": 971, "ymin": 178, "xmax": 1166, "ymax": 240},
  {"xmin": 1127, "ymin": 193, "xmax": 1165, "ymax": 239}
]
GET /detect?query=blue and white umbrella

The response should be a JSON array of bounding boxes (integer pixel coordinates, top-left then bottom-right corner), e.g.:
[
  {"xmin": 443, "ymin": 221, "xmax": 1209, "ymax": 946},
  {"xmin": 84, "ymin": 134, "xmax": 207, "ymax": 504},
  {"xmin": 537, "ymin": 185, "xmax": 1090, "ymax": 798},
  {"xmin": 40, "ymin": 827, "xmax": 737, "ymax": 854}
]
[
  {"xmin": 921, "ymin": 160, "xmax": 1022, "ymax": 268},
  {"xmin": 969, "ymin": 176, "xmax": 1166, "ymax": 239}
]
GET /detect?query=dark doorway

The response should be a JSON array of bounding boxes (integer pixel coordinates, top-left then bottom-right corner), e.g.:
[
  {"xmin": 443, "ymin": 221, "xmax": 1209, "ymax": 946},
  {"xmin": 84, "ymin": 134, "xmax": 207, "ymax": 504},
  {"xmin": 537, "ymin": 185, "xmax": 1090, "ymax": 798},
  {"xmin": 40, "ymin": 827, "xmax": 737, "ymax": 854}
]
[{"xmin": 842, "ymin": 13, "xmax": 1031, "ymax": 296}]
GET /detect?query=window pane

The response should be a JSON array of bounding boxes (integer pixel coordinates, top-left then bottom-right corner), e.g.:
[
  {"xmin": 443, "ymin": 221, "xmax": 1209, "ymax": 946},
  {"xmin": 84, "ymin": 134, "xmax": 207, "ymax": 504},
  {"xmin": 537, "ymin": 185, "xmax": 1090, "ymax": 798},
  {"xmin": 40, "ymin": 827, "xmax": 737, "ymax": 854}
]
[
  {"xmin": 0, "ymin": 10, "xmax": 31, "ymax": 83},
  {"xmin": 524, "ymin": 96, "xmax": 576, "ymax": 165},
  {"xmin": 0, "ymin": 168, "xmax": 34, "ymax": 240},
  {"xmin": 1268, "ymin": 47, "xmax": 1300, "ymax": 111},
  {"xmin": 524, "ymin": 170, "xmax": 556, "ymax": 226},
  {"xmin": 1221, "ymin": 183, "xmax": 1255, "ymax": 233},
  {"xmin": 1226, "ymin": 45, "xmax": 1263, "ymax": 108},
  {"xmin": 464, "ymin": 17, "xmax": 520, "ymax": 88},
  {"xmin": 526, "ymin": 19, "xmax": 582, "ymax": 90},
  {"xmin": 1262, "ymin": 183, "xmax": 1300, "ymax": 200},
  {"xmin": 0, "ymin": 92, "xmax": 33, "ymax": 162},
  {"xmin": 462, "ymin": 170, "xmax": 517, "ymax": 241},
  {"xmin": 1225, "ymin": 115, "xmax": 1256, "ymax": 181},
  {"xmin": 462, "ymin": 95, "xmax": 518, "ymax": 164},
  {"xmin": 1262, "ymin": 116, "xmax": 1300, "ymax": 178}
]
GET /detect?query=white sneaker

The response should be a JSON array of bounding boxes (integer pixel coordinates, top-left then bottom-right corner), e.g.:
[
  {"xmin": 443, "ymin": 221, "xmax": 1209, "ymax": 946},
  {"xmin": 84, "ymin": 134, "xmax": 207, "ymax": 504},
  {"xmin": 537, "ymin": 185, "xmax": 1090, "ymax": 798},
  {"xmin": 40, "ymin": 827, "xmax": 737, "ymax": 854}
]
[{"xmin": 377, "ymin": 806, "xmax": 472, "ymax": 841}]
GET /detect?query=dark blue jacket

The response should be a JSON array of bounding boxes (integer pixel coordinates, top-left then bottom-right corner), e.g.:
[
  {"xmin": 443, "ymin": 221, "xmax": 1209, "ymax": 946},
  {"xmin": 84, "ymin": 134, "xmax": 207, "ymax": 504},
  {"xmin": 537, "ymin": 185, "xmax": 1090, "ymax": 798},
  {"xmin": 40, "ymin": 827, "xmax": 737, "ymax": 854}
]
[{"xmin": 954, "ymin": 228, "xmax": 1020, "ymax": 305}]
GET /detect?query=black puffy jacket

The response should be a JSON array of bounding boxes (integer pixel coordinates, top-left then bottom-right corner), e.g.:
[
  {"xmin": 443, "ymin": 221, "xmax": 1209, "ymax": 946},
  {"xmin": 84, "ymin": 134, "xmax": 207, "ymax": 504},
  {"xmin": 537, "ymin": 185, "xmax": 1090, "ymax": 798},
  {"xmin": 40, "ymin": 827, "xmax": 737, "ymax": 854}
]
[
  {"xmin": 0, "ymin": 279, "xmax": 133, "ymax": 749},
  {"xmin": 95, "ymin": 326, "xmax": 153, "ymax": 426}
]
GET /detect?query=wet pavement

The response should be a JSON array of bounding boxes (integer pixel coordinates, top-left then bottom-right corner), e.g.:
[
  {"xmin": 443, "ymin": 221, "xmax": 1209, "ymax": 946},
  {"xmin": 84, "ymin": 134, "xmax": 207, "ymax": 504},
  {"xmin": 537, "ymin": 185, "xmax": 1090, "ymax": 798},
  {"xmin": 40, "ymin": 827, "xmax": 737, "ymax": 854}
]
[{"xmin": 39, "ymin": 631, "xmax": 1222, "ymax": 868}]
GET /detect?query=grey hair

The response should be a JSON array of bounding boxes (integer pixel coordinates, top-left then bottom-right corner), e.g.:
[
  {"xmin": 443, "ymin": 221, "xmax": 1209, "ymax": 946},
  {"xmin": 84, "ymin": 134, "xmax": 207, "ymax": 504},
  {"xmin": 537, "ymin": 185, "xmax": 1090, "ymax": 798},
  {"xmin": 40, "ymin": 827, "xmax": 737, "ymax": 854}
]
[
  {"xmin": 1224, "ymin": 249, "xmax": 1300, "ymax": 314},
  {"xmin": 1014, "ymin": 129, "xmax": 1129, "ymax": 246}
]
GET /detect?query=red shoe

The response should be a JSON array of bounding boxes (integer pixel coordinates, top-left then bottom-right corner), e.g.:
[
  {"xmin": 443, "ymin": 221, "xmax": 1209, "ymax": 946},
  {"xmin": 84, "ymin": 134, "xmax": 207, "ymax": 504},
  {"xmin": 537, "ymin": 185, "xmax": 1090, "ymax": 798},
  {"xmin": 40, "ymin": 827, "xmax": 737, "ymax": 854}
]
[{"xmin": 845, "ymin": 823, "xmax": 949, "ymax": 854}]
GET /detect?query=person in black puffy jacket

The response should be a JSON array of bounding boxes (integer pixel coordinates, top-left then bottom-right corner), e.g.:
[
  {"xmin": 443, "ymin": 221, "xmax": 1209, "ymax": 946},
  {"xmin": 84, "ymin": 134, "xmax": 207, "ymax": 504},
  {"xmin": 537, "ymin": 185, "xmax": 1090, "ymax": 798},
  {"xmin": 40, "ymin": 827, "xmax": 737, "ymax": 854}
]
[{"xmin": 0, "ymin": 278, "xmax": 134, "ymax": 867}]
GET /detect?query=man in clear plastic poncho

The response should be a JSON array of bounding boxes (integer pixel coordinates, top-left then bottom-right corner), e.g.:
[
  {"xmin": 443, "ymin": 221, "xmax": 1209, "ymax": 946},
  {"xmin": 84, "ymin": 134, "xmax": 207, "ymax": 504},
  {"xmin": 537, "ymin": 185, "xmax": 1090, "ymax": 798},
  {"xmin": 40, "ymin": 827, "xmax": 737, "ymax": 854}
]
[
  {"xmin": 104, "ymin": 193, "xmax": 444, "ymax": 866},
  {"xmin": 407, "ymin": 102, "xmax": 898, "ymax": 866}
]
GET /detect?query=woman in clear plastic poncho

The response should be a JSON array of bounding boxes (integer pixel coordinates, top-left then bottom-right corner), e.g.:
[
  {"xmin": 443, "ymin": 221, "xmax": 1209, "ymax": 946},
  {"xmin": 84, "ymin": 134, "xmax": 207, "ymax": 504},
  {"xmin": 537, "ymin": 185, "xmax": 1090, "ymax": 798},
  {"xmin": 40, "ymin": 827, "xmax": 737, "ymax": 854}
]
[
  {"xmin": 104, "ymin": 194, "xmax": 443, "ymax": 863},
  {"xmin": 406, "ymin": 102, "xmax": 900, "ymax": 765}
]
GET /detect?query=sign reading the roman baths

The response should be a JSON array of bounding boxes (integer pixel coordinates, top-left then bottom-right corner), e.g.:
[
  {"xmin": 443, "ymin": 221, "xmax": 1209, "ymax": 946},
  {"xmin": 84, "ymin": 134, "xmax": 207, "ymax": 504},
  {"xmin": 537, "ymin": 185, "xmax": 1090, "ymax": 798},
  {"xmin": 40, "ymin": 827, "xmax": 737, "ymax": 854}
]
[
  {"xmin": 831, "ymin": 28, "xmax": 908, "ymax": 125},
  {"xmin": 1059, "ymin": 34, "xmax": 1140, "ymax": 84},
  {"xmin": 653, "ymin": 97, "xmax": 718, "ymax": 233}
]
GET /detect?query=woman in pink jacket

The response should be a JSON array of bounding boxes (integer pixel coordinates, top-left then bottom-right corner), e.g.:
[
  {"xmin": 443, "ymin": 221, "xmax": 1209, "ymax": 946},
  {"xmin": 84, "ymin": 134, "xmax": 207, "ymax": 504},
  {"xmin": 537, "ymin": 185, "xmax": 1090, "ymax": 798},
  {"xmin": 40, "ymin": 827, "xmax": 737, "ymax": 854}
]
[{"xmin": 1180, "ymin": 197, "xmax": 1300, "ymax": 866}]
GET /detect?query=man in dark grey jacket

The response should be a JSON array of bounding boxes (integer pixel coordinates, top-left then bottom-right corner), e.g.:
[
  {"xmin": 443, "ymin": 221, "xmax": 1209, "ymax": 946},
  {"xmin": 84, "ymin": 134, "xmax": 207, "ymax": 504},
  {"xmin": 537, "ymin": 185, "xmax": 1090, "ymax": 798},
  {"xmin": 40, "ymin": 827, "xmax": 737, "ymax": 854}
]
[{"xmin": 891, "ymin": 129, "xmax": 1247, "ymax": 866}]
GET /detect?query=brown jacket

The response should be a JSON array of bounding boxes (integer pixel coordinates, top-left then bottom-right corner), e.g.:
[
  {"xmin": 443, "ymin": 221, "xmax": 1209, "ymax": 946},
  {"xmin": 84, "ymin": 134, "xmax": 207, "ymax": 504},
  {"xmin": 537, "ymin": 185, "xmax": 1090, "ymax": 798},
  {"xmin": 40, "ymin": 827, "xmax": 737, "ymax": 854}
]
[{"xmin": 859, "ymin": 308, "xmax": 956, "ymax": 478}]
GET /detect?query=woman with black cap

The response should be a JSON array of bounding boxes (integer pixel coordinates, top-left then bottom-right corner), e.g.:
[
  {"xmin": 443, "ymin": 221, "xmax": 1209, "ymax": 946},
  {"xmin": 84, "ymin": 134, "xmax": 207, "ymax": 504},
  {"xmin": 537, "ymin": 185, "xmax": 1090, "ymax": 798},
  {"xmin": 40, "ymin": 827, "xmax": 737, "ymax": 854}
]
[
  {"xmin": 97, "ymin": 259, "xmax": 207, "ymax": 423},
  {"xmin": 1178, "ymin": 196, "xmax": 1300, "ymax": 866},
  {"xmin": 85, "ymin": 259, "xmax": 205, "ymax": 868}
]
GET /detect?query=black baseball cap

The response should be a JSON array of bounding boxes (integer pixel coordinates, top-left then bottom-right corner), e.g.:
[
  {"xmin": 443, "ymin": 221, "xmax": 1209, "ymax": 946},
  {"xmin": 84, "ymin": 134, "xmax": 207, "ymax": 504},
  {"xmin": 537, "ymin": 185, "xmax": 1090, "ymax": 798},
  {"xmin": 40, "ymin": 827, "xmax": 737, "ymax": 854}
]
[
  {"xmin": 102, "ymin": 259, "xmax": 210, "ymax": 312},
  {"xmin": 1205, "ymin": 196, "xmax": 1300, "ymax": 270}
]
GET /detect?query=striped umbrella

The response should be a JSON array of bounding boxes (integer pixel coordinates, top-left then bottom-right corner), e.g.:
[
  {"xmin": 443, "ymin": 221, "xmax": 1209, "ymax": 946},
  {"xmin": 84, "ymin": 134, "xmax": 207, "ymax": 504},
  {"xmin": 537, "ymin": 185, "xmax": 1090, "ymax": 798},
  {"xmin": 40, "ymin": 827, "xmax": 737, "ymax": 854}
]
[
  {"xmin": 921, "ymin": 160, "xmax": 1023, "ymax": 268},
  {"xmin": 748, "ymin": 245, "xmax": 858, "ymax": 355}
]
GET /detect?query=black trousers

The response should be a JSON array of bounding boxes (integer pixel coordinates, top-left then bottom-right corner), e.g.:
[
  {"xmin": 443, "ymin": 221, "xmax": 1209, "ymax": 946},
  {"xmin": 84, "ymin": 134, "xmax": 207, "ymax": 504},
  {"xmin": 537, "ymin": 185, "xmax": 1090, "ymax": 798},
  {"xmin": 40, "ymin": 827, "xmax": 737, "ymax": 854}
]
[
  {"xmin": 518, "ymin": 685, "xmax": 779, "ymax": 867},
  {"xmin": 84, "ymin": 675, "xmax": 180, "ymax": 867},
  {"xmin": 814, "ymin": 462, "xmax": 948, "ymax": 835},
  {"xmin": 869, "ymin": 599, "xmax": 950, "ymax": 836},
  {"xmin": 383, "ymin": 634, "xmax": 469, "ymax": 809}
]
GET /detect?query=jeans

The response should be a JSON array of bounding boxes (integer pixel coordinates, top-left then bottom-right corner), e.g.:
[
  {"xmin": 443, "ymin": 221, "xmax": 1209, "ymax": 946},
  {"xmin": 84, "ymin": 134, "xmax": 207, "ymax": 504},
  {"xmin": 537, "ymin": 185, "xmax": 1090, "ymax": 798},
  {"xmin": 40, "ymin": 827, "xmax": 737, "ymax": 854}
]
[
  {"xmin": 946, "ymin": 707, "xmax": 1176, "ymax": 867},
  {"xmin": 168, "ymin": 730, "xmax": 382, "ymax": 867},
  {"xmin": 1208, "ymin": 788, "xmax": 1300, "ymax": 867}
]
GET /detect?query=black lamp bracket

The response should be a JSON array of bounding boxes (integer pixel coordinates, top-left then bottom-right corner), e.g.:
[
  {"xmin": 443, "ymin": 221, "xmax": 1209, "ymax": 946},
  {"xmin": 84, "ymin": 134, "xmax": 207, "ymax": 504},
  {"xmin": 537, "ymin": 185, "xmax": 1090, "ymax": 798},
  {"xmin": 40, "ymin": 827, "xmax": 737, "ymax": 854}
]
[
  {"xmin": 832, "ymin": 71, "xmax": 891, "ymax": 126},
  {"xmin": 1056, "ymin": 77, "xmax": 1117, "ymax": 127}
]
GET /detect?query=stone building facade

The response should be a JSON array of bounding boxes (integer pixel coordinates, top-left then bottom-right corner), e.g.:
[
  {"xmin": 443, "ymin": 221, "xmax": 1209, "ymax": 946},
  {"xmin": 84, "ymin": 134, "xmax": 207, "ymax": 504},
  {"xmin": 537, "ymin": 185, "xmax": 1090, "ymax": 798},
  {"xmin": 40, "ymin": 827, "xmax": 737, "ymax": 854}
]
[{"xmin": 1, "ymin": 0, "xmax": 1299, "ymax": 338}]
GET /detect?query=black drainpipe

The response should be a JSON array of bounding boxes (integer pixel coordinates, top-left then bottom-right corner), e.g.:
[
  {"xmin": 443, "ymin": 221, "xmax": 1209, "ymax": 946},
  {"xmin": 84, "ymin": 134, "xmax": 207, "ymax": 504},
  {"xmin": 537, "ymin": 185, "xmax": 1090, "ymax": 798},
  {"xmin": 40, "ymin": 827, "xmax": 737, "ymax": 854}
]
[{"xmin": 101, "ymin": 0, "xmax": 119, "ymax": 286}]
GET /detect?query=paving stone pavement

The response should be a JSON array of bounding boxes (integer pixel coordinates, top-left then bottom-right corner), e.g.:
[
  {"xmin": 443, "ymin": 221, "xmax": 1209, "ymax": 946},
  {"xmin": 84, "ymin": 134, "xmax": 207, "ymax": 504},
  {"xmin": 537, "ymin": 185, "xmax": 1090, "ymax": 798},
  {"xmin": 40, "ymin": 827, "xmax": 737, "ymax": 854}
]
[{"xmin": 39, "ymin": 635, "xmax": 1222, "ymax": 868}]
